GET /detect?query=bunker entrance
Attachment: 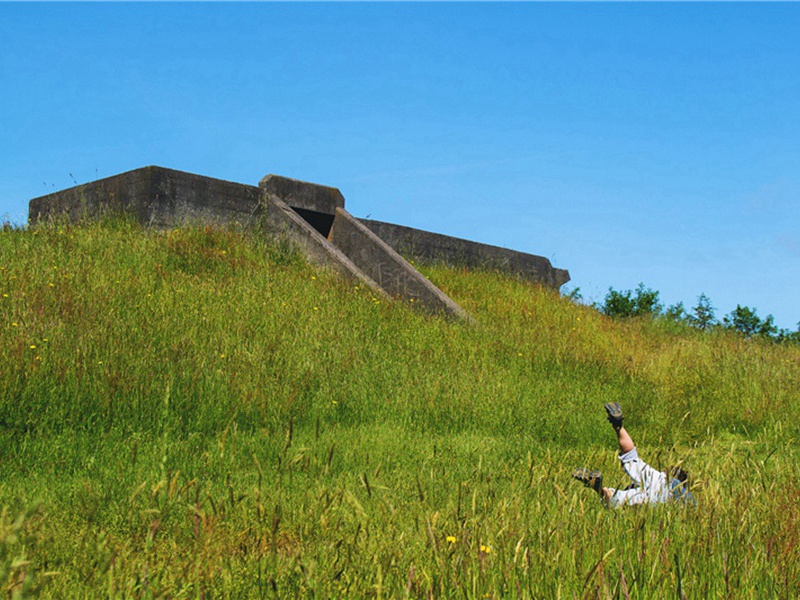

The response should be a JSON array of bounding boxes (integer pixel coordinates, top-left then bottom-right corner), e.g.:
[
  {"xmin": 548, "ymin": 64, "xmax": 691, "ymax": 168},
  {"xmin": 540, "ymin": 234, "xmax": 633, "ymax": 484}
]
[{"xmin": 292, "ymin": 207, "xmax": 335, "ymax": 239}]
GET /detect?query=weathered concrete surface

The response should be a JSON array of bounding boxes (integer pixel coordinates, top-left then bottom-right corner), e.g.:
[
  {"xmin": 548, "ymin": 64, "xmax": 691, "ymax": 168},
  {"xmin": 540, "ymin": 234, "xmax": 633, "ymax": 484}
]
[
  {"xmin": 29, "ymin": 168, "xmax": 151, "ymax": 224},
  {"xmin": 329, "ymin": 208, "xmax": 468, "ymax": 319},
  {"xmin": 260, "ymin": 192, "xmax": 389, "ymax": 300},
  {"xmin": 259, "ymin": 174, "xmax": 344, "ymax": 216},
  {"xmin": 359, "ymin": 219, "xmax": 570, "ymax": 289},
  {"xmin": 29, "ymin": 166, "xmax": 262, "ymax": 228}
]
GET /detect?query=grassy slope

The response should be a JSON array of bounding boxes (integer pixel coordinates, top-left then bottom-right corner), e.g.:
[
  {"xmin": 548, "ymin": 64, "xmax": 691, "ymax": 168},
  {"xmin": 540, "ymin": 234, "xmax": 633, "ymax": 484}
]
[{"xmin": 1, "ymin": 220, "xmax": 799, "ymax": 597}]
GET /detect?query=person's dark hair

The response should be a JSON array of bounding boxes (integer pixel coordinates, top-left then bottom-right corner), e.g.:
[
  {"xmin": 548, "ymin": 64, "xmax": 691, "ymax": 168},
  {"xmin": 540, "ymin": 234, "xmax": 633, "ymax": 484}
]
[{"xmin": 667, "ymin": 466, "xmax": 688, "ymax": 483}]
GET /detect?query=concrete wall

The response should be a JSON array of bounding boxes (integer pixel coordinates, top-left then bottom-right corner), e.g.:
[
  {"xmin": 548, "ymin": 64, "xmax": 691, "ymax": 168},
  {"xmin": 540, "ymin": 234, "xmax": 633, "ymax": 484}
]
[
  {"xmin": 29, "ymin": 166, "xmax": 262, "ymax": 229},
  {"xmin": 359, "ymin": 219, "xmax": 570, "ymax": 289},
  {"xmin": 29, "ymin": 167, "xmax": 154, "ymax": 224},
  {"xmin": 328, "ymin": 208, "xmax": 468, "ymax": 319}
]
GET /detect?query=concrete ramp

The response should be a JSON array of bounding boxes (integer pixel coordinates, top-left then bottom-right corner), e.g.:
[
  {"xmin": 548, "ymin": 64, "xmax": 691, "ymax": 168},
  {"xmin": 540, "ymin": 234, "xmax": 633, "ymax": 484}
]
[
  {"xmin": 328, "ymin": 208, "xmax": 468, "ymax": 319},
  {"xmin": 259, "ymin": 190, "xmax": 389, "ymax": 301},
  {"xmin": 259, "ymin": 175, "xmax": 467, "ymax": 319}
]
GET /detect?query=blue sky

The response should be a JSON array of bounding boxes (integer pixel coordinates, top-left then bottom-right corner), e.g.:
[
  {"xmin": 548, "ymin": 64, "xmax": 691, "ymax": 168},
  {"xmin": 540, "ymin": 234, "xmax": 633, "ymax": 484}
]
[{"xmin": 1, "ymin": 3, "xmax": 798, "ymax": 329}]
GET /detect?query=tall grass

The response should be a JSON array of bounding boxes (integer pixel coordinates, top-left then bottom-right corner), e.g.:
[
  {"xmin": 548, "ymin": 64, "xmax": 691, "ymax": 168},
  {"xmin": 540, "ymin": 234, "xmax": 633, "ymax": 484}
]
[{"xmin": 1, "ymin": 219, "xmax": 798, "ymax": 597}]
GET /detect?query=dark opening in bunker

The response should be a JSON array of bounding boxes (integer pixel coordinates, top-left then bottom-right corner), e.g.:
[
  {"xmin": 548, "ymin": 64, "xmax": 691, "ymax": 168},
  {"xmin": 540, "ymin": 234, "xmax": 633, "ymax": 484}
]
[{"xmin": 291, "ymin": 207, "xmax": 335, "ymax": 238}]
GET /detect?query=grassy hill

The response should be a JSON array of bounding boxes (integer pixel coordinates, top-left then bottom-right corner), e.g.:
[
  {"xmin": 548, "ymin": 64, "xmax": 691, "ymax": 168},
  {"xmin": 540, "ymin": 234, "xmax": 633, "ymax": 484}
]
[{"xmin": 1, "ymin": 219, "xmax": 799, "ymax": 597}]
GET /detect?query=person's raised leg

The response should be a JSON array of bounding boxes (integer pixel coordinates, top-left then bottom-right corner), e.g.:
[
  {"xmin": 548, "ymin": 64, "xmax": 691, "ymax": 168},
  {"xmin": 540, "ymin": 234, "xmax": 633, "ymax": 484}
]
[
  {"xmin": 614, "ymin": 426, "xmax": 634, "ymax": 455},
  {"xmin": 604, "ymin": 402, "xmax": 634, "ymax": 454}
]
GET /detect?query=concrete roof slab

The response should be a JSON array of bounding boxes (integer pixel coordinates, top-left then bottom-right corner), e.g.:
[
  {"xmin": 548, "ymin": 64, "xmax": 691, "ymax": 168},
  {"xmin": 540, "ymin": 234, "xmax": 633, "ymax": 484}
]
[{"xmin": 259, "ymin": 174, "xmax": 345, "ymax": 216}]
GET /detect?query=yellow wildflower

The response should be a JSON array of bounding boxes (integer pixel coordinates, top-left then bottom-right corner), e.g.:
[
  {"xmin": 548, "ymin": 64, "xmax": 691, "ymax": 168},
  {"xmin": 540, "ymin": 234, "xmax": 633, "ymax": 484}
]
[{"xmin": 446, "ymin": 536, "xmax": 457, "ymax": 544}]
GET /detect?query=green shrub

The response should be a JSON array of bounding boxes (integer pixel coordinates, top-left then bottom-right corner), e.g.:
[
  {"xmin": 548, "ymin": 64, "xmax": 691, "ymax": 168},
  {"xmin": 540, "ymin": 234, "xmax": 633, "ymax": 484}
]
[{"xmin": 600, "ymin": 282, "xmax": 662, "ymax": 318}]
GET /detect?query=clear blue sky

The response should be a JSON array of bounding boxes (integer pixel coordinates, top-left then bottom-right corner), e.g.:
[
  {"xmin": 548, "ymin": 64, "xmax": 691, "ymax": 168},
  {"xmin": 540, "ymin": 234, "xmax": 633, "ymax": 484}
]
[{"xmin": 2, "ymin": 3, "xmax": 798, "ymax": 329}]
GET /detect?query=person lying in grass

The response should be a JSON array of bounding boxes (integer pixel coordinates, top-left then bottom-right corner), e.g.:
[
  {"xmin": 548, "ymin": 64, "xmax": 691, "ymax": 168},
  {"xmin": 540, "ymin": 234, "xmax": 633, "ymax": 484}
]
[{"xmin": 573, "ymin": 402, "xmax": 695, "ymax": 507}]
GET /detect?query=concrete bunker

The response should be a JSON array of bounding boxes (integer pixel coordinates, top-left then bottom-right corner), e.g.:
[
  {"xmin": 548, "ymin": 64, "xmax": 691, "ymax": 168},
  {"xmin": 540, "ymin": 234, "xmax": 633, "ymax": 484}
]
[{"xmin": 28, "ymin": 166, "xmax": 570, "ymax": 321}]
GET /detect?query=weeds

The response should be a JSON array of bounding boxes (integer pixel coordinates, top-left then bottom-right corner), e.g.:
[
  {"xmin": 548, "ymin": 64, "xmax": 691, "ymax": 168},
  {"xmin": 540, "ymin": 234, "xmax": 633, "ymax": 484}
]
[{"xmin": 0, "ymin": 220, "xmax": 798, "ymax": 597}]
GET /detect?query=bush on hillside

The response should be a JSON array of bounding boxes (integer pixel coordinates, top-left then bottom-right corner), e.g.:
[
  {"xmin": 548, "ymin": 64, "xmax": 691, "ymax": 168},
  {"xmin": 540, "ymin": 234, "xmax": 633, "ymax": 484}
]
[
  {"xmin": 690, "ymin": 293, "xmax": 717, "ymax": 330},
  {"xmin": 599, "ymin": 283, "xmax": 662, "ymax": 318},
  {"xmin": 597, "ymin": 285, "xmax": 800, "ymax": 344},
  {"xmin": 724, "ymin": 305, "xmax": 778, "ymax": 338},
  {"xmin": 664, "ymin": 300, "xmax": 687, "ymax": 322}
]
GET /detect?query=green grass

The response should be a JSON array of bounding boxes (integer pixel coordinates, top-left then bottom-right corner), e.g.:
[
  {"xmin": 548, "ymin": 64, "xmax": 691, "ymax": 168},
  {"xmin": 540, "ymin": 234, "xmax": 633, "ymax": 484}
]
[{"xmin": 1, "ymin": 219, "xmax": 799, "ymax": 597}]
